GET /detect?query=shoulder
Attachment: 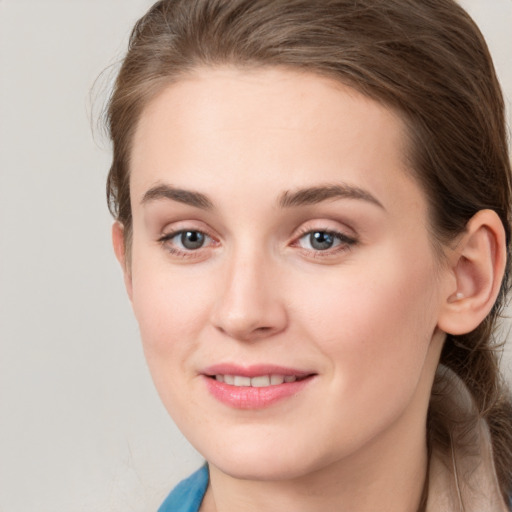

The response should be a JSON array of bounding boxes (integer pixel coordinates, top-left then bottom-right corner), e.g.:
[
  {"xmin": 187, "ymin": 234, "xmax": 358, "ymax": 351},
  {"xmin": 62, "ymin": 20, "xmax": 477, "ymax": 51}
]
[{"xmin": 158, "ymin": 465, "xmax": 209, "ymax": 512}]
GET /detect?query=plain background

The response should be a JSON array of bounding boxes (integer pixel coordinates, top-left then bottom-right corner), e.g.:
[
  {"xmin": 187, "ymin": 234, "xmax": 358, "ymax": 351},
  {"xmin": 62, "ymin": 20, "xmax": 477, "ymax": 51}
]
[{"xmin": 0, "ymin": 1, "xmax": 511, "ymax": 511}]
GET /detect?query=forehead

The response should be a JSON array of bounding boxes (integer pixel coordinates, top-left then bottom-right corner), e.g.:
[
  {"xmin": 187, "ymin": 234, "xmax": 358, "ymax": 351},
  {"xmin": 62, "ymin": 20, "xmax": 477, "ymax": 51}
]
[{"xmin": 130, "ymin": 66, "xmax": 424, "ymax": 218}]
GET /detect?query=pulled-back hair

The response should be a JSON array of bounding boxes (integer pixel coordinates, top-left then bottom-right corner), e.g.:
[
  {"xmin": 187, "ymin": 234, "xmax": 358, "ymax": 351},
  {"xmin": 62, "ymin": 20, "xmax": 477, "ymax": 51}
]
[{"xmin": 106, "ymin": 0, "xmax": 512, "ymax": 500}]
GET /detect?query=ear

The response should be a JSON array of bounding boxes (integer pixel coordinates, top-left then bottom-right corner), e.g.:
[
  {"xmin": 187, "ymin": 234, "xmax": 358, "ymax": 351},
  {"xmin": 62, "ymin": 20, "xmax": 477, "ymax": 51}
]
[
  {"xmin": 437, "ymin": 210, "xmax": 507, "ymax": 335},
  {"xmin": 112, "ymin": 221, "xmax": 133, "ymax": 302}
]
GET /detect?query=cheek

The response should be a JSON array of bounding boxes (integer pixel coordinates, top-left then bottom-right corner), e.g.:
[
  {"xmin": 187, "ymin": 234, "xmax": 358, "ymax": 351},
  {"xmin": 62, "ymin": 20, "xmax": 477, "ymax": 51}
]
[
  {"xmin": 289, "ymin": 251, "xmax": 441, "ymax": 449},
  {"xmin": 296, "ymin": 247, "xmax": 440, "ymax": 384},
  {"xmin": 129, "ymin": 262, "xmax": 215, "ymax": 417},
  {"xmin": 130, "ymin": 257, "xmax": 212, "ymax": 360}
]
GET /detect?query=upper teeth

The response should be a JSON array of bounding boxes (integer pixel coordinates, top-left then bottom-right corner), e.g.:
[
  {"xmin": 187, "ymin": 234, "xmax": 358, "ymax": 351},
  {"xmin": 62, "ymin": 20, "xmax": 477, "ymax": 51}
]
[{"xmin": 215, "ymin": 375, "xmax": 297, "ymax": 387}]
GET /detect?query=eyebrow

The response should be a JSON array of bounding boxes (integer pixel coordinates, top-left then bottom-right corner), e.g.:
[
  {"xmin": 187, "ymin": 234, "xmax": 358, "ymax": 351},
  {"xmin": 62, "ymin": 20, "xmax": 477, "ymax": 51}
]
[
  {"xmin": 278, "ymin": 184, "xmax": 384, "ymax": 209},
  {"xmin": 140, "ymin": 182, "xmax": 384, "ymax": 211},
  {"xmin": 141, "ymin": 184, "xmax": 214, "ymax": 209}
]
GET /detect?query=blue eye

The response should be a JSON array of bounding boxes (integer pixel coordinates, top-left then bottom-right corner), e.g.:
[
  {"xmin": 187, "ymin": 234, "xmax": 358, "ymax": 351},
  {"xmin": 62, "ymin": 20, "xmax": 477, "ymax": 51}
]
[
  {"xmin": 179, "ymin": 231, "xmax": 206, "ymax": 250},
  {"xmin": 297, "ymin": 230, "xmax": 355, "ymax": 251},
  {"xmin": 309, "ymin": 231, "xmax": 336, "ymax": 250},
  {"xmin": 159, "ymin": 230, "xmax": 212, "ymax": 251}
]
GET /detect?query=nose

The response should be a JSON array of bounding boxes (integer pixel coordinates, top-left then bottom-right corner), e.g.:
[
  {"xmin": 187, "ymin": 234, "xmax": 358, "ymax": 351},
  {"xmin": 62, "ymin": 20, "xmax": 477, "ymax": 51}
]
[{"xmin": 211, "ymin": 250, "xmax": 288, "ymax": 342}]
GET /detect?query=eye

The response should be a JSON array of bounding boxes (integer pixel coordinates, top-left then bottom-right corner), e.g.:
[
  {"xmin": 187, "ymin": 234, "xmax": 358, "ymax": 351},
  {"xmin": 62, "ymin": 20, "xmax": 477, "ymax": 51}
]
[
  {"xmin": 159, "ymin": 229, "xmax": 213, "ymax": 252},
  {"xmin": 296, "ymin": 230, "xmax": 356, "ymax": 252},
  {"xmin": 177, "ymin": 230, "xmax": 207, "ymax": 250},
  {"xmin": 303, "ymin": 231, "xmax": 336, "ymax": 251}
]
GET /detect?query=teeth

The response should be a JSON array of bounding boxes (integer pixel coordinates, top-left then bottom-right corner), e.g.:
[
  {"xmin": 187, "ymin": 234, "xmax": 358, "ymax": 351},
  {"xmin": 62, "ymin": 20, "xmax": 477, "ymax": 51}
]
[
  {"xmin": 234, "ymin": 376, "xmax": 251, "ymax": 387},
  {"xmin": 251, "ymin": 375, "xmax": 270, "ymax": 387},
  {"xmin": 270, "ymin": 374, "xmax": 284, "ymax": 385},
  {"xmin": 214, "ymin": 374, "xmax": 300, "ymax": 387}
]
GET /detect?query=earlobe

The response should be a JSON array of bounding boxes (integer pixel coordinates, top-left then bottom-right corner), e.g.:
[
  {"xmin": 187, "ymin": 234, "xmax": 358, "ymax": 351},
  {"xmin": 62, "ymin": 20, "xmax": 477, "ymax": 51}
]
[
  {"xmin": 438, "ymin": 210, "xmax": 506, "ymax": 336},
  {"xmin": 112, "ymin": 221, "xmax": 133, "ymax": 301}
]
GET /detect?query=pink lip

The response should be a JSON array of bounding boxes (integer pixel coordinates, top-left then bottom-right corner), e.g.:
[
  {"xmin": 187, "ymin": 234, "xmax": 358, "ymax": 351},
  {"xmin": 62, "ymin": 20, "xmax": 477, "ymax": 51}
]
[{"xmin": 201, "ymin": 364, "xmax": 316, "ymax": 409}]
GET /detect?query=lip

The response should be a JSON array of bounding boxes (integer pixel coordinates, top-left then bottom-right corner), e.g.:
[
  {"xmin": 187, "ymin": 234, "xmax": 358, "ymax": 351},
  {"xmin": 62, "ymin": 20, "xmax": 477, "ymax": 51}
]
[{"xmin": 201, "ymin": 364, "xmax": 316, "ymax": 409}]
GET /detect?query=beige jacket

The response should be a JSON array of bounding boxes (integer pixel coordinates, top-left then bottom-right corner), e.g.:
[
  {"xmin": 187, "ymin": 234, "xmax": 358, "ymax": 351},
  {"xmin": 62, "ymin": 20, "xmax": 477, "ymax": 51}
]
[{"xmin": 425, "ymin": 366, "xmax": 508, "ymax": 511}]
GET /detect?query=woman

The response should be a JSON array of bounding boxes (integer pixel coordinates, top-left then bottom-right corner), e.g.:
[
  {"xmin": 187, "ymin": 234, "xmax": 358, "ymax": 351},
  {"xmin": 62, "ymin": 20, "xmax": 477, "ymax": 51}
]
[{"xmin": 106, "ymin": 0, "xmax": 512, "ymax": 510}]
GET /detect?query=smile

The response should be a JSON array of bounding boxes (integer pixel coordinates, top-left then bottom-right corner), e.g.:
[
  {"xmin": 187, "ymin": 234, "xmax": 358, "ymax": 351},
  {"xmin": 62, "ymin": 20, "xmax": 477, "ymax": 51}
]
[
  {"xmin": 202, "ymin": 365, "xmax": 316, "ymax": 409},
  {"xmin": 213, "ymin": 374, "xmax": 301, "ymax": 387}
]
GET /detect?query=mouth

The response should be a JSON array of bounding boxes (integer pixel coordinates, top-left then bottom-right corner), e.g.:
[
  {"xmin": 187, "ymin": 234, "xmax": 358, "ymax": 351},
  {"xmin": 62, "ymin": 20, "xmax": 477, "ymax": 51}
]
[
  {"xmin": 208, "ymin": 373, "xmax": 309, "ymax": 387},
  {"xmin": 201, "ymin": 365, "xmax": 316, "ymax": 409}
]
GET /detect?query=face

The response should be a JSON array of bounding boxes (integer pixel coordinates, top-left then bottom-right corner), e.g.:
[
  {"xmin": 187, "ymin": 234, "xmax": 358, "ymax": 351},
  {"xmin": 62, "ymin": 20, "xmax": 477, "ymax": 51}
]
[{"xmin": 122, "ymin": 67, "xmax": 448, "ymax": 481}]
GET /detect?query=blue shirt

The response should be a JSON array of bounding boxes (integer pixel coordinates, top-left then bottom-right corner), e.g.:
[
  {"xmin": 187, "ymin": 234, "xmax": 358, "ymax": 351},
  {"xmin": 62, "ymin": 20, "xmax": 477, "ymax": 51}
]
[{"xmin": 158, "ymin": 466, "xmax": 209, "ymax": 512}]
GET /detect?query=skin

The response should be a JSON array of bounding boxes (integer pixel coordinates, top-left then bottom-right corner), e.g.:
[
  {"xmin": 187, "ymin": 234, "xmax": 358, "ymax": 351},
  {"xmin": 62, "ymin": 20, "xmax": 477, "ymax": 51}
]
[{"xmin": 113, "ymin": 67, "xmax": 505, "ymax": 511}]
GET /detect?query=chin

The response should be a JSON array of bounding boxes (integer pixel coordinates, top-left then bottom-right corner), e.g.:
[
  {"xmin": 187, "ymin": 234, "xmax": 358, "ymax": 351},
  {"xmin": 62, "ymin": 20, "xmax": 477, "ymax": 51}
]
[
  {"xmin": 197, "ymin": 432, "xmax": 336, "ymax": 482},
  {"xmin": 211, "ymin": 456, "xmax": 318, "ymax": 482}
]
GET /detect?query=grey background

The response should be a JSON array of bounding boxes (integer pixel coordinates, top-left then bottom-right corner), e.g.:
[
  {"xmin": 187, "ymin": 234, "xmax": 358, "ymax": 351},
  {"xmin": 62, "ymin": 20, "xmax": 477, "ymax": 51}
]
[{"xmin": 0, "ymin": 1, "xmax": 511, "ymax": 510}]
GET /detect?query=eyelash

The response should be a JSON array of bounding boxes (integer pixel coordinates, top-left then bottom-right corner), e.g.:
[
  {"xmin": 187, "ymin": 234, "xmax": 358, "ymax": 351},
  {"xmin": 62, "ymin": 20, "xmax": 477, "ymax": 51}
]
[{"xmin": 157, "ymin": 227, "xmax": 358, "ymax": 260}]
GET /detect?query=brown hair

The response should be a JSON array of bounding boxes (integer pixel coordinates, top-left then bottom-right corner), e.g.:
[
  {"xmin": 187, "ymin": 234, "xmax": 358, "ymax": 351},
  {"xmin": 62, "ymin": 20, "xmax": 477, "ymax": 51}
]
[{"xmin": 106, "ymin": 0, "xmax": 512, "ymax": 499}]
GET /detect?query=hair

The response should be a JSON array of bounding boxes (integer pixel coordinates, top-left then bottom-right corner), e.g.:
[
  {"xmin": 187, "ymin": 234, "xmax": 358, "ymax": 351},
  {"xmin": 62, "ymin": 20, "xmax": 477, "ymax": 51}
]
[{"xmin": 106, "ymin": 0, "xmax": 512, "ymax": 500}]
